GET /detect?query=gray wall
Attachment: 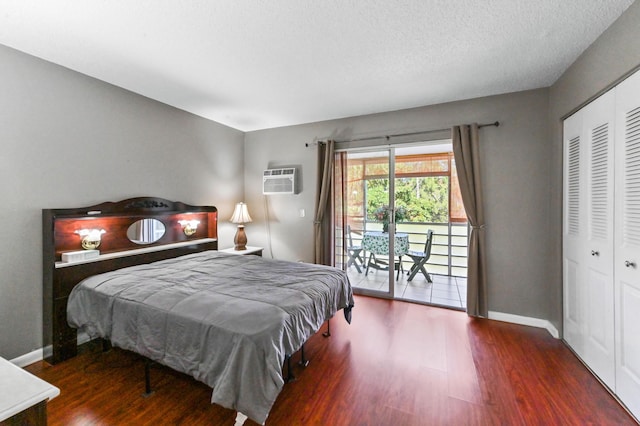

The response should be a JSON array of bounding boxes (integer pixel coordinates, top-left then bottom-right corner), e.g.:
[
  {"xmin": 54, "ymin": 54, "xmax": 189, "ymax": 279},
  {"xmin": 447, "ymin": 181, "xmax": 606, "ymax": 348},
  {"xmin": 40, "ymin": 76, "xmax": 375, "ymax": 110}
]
[
  {"xmin": 548, "ymin": 1, "xmax": 640, "ymax": 333},
  {"xmin": 245, "ymin": 0, "xmax": 640, "ymax": 333},
  {"xmin": 245, "ymin": 88, "xmax": 554, "ymax": 321},
  {"xmin": 0, "ymin": 44, "xmax": 245, "ymax": 360}
]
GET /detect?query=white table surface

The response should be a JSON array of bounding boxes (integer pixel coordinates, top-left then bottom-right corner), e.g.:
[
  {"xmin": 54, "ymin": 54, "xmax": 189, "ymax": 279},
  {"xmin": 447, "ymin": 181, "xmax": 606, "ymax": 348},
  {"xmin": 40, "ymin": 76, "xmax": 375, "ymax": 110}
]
[
  {"xmin": 0, "ymin": 357, "xmax": 60, "ymax": 422},
  {"xmin": 219, "ymin": 246, "xmax": 263, "ymax": 255}
]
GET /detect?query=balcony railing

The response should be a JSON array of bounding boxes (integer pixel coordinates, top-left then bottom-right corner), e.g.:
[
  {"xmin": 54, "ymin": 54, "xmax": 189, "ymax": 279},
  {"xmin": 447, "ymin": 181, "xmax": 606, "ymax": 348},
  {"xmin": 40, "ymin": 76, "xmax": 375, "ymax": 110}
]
[{"xmin": 336, "ymin": 220, "xmax": 469, "ymax": 278}]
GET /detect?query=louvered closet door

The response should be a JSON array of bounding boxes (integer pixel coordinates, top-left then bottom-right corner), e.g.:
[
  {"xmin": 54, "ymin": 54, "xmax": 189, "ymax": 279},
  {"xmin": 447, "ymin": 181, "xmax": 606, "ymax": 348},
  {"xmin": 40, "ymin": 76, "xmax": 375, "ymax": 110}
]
[
  {"xmin": 614, "ymin": 69, "xmax": 640, "ymax": 417},
  {"xmin": 582, "ymin": 90, "xmax": 615, "ymax": 389},
  {"xmin": 563, "ymin": 110, "xmax": 586, "ymax": 356}
]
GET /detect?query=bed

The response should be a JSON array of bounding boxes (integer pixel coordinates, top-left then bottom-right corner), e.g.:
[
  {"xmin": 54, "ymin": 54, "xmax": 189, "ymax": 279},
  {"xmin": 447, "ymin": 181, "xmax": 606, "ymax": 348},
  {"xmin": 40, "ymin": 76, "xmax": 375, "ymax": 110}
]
[{"xmin": 42, "ymin": 197, "xmax": 353, "ymax": 425}]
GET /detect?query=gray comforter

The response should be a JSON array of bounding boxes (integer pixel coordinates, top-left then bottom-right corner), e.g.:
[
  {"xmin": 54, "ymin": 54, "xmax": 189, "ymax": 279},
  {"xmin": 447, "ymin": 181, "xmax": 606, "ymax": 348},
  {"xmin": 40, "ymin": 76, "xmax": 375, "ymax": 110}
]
[{"xmin": 67, "ymin": 250, "xmax": 354, "ymax": 424}]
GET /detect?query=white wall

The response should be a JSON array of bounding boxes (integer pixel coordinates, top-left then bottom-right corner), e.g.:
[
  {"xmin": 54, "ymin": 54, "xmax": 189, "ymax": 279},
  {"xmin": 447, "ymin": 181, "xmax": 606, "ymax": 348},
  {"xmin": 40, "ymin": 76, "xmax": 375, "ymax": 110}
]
[
  {"xmin": 245, "ymin": 88, "xmax": 554, "ymax": 321},
  {"xmin": 0, "ymin": 44, "xmax": 245, "ymax": 360}
]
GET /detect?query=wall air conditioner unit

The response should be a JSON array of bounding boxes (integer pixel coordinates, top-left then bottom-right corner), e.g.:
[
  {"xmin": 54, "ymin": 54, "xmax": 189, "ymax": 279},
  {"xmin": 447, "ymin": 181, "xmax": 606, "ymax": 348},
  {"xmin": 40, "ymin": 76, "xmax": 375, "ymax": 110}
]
[{"xmin": 263, "ymin": 168, "xmax": 296, "ymax": 195}]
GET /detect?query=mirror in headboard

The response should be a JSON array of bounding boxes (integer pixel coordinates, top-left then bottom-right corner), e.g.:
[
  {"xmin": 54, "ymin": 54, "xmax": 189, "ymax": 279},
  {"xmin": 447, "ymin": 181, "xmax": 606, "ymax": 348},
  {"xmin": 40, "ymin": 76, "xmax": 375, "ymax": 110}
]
[{"xmin": 126, "ymin": 218, "xmax": 166, "ymax": 244}]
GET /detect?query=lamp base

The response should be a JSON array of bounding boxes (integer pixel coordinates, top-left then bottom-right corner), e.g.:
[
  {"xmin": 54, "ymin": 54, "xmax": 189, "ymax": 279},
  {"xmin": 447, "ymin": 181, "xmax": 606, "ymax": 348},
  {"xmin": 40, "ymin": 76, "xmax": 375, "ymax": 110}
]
[{"xmin": 234, "ymin": 225, "xmax": 247, "ymax": 251}]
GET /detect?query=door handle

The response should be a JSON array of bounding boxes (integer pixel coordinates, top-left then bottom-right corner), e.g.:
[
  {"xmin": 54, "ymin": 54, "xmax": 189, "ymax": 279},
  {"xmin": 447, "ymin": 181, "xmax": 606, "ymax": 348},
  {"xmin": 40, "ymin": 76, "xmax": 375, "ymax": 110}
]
[
  {"xmin": 591, "ymin": 250, "xmax": 600, "ymax": 256},
  {"xmin": 625, "ymin": 260, "xmax": 637, "ymax": 268}
]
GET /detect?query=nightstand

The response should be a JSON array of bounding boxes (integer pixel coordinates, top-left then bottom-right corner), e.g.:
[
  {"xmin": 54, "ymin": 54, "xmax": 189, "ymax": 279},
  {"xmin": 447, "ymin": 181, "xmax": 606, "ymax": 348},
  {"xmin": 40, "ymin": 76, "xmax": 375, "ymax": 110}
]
[
  {"xmin": 219, "ymin": 246, "xmax": 263, "ymax": 256},
  {"xmin": 0, "ymin": 357, "xmax": 60, "ymax": 425}
]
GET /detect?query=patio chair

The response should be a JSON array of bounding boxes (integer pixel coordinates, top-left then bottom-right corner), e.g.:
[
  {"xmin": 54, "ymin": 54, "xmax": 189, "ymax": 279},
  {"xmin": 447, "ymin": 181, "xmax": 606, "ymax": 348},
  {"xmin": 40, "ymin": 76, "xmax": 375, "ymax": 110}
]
[
  {"xmin": 364, "ymin": 253, "xmax": 404, "ymax": 280},
  {"xmin": 407, "ymin": 229, "xmax": 434, "ymax": 282},
  {"xmin": 346, "ymin": 225, "xmax": 364, "ymax": 273}
]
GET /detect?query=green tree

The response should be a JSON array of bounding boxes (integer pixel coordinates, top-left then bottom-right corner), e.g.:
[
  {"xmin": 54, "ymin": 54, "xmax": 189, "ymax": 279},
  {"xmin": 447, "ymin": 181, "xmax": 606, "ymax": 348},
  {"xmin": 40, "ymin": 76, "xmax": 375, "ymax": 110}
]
[{"xmin": 366, "ymin": 177, "xmax": 449, "ymax": 223}]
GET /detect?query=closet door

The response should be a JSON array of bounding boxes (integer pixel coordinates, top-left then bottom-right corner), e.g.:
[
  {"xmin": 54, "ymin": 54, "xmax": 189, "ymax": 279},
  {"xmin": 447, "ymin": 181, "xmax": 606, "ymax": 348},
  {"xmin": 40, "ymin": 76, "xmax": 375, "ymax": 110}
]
[
  {"xmin": 582, "ymin": 90, "xmax": 615, "ymax": 389},
  {"xmin": 563, "ymin": 109, "xmax": 586, "ymax": 356},
  {"xmin": 614, "ymin": 69, "xmax": 640, "ymax": 417}
]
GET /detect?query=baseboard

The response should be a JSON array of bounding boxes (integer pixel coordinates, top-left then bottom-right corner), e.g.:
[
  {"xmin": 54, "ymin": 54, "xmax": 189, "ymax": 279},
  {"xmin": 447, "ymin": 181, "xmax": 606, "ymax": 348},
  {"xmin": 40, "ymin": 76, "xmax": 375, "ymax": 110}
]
[
  {"xmin": 10, "ymin": 348, "xmax": 44, "ymax": 368},
  {"xmin": 488, "ymin": 311, "xmax": 560, "ymax": 339},
  {"xmin": 10, "ymin": 331, "xmax": 92, "ymax": 368}
]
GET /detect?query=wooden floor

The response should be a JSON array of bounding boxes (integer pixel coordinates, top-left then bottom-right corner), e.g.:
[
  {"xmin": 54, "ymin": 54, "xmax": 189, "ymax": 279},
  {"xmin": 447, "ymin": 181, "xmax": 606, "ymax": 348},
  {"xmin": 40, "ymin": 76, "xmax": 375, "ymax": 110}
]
[{"xmin": 26, "ymin": 295, "xmax": 637, "ymax": 425}]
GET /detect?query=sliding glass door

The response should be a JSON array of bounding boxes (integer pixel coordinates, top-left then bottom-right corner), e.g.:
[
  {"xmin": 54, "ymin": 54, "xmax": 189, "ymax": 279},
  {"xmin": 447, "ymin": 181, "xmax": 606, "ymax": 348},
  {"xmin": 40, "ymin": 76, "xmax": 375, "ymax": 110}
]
[
  {"xmin": 334, "ymin": 141, "xmax": 469, "ymax": 309},
  {"xmin": 335, "ymin": 148, "xmax": 397, "ymax": 297}
]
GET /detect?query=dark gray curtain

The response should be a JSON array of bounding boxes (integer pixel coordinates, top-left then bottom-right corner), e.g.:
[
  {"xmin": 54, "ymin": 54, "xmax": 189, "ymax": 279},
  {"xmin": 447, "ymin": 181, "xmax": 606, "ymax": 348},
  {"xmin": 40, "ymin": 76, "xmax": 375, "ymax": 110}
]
[
  {"xmin": 452, "ymin": 124, "xmax": 488, "ymax": 317},
  {"xmin": 313, "ymin": 140, "xmax": 335, "ymax": 265}
]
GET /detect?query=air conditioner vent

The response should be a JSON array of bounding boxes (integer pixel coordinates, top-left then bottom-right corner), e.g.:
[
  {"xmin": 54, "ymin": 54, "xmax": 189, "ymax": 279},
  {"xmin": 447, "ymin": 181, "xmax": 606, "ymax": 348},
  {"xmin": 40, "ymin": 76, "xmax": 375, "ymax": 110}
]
[{"xmin": 263, "ymin": 168, "xmax": 297, "ymax": 195}]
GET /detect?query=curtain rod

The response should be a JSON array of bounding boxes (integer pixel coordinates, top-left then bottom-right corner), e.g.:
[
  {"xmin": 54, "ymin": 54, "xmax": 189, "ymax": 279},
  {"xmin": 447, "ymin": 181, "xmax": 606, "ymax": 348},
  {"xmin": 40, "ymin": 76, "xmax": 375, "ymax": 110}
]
[{"xmin": 306, "ymin": 121, "xmax": 500, "ymax": 147}]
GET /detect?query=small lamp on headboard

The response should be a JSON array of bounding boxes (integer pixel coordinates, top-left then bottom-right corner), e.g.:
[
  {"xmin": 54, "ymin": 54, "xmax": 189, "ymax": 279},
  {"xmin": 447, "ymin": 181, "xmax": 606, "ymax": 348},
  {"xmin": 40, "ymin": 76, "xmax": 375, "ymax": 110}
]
[
  {"xmin": 178, "ymin": 219, "xmax": 200, "ymax": 236},
  {"xmin": 230, "ymin": 202, "xmax": 252, "ymax": 251},
  {"xmin": 75, "ymin": 228, "xmax": 106, "ymax": 250}
]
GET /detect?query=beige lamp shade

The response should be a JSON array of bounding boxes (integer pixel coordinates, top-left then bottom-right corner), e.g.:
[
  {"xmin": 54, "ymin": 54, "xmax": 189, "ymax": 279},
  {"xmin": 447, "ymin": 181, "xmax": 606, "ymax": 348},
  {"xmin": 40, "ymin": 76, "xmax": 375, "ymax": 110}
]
[
  {"xmin": 230, "ymin": 202, "xmax": 253, "ymax": 224},
  {"xmin": 230, "ymin": 202, "xmax": 252, "ymax": 250}
]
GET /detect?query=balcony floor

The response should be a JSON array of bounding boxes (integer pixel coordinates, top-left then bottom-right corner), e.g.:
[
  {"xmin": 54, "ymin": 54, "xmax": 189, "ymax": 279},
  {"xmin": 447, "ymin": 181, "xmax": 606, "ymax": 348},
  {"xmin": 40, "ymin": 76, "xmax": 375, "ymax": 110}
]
[{"xmin": 347, "ymin": 265, "xmax": 466, "ymax": 310}]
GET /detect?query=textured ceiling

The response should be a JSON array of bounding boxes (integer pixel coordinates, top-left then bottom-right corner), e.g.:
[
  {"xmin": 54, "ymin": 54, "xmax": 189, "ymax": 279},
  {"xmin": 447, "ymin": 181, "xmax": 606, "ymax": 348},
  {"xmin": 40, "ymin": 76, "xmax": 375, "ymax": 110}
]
[{"xmin": 0, "ymin": 1, "xmax": 635, "ymax": 131}]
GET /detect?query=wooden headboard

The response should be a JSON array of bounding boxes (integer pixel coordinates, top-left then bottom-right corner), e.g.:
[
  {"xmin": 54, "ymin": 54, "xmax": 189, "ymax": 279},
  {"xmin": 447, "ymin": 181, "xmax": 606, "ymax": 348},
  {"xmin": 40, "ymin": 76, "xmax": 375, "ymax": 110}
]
[{"xmin": 42, "ymin": 197, "xmax": 218, "ymax": 364}]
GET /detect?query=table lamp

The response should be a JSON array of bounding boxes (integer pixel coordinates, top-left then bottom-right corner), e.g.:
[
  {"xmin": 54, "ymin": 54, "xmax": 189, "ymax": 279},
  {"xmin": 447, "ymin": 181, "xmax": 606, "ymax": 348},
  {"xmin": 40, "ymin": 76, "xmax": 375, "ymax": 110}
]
[{"xmin": 230, "ymin": 202, "xmax": 253, "ymax": 250}]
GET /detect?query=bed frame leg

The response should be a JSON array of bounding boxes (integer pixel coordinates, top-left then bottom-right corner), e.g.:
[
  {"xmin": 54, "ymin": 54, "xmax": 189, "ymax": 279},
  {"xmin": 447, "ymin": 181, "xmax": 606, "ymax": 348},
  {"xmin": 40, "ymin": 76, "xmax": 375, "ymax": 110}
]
[
  {"xmin": 101, "ymin": 338, "xmax": 111, "ymax": 352},
  {"xmin": 285, "ymin": 354, "xmax": 295, "ymax": 382},
  {"xmin": 298, "ymin": 344, "xmax": 310, "ymax": 368},
  {"xmin": 143, "ymin": 358, "xmax": 154, "ymax": 397},
  {"xmin": 322, "ymin": 319, "xmax": 331, "ymax": 337}
]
